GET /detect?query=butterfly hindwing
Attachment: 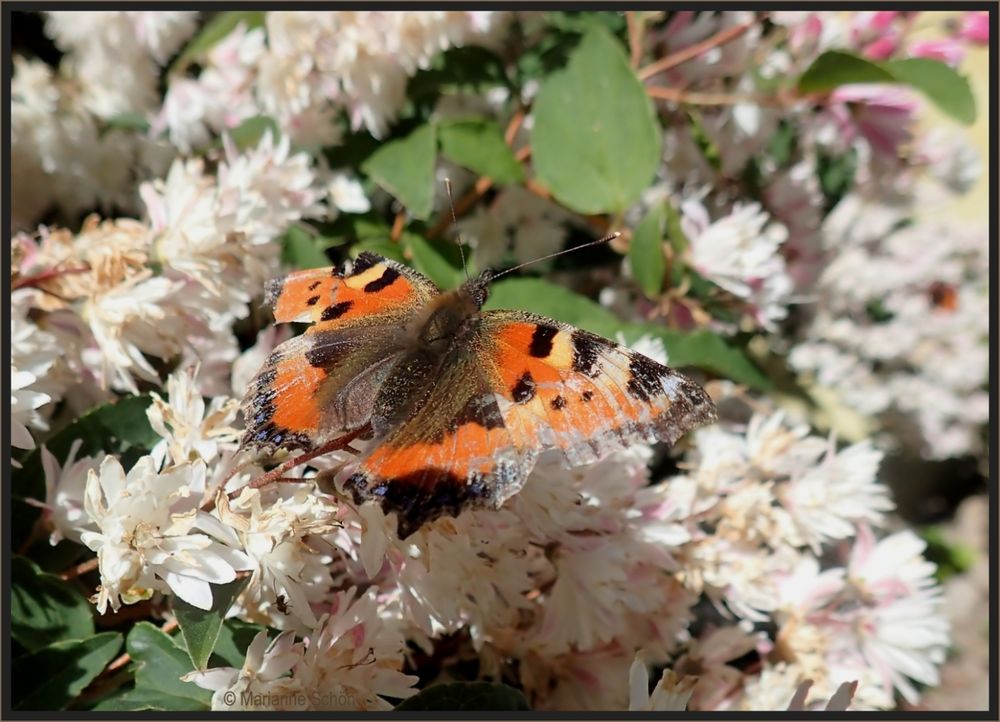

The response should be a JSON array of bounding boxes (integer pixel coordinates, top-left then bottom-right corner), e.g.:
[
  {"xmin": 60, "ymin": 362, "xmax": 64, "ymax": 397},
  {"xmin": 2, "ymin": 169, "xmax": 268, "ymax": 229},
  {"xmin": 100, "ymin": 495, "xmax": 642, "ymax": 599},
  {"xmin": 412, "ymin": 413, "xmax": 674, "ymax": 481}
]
[
  {"xmin": 344, "ymin": 350, "xmax": 535, "ymax": 538},
  {"xmin": 479, "ymin": 310, "xmax": 716, "ymax": 466}
]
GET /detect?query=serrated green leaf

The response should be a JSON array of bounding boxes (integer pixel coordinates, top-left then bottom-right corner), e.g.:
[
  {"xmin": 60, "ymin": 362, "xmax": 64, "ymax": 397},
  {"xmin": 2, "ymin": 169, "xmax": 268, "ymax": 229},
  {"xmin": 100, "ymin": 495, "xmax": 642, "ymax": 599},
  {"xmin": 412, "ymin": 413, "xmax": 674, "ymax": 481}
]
[
  {"xmin": 629, "ymin": 204, "xmax": 667, "ymax": 298},
  {"xmin": 171, "ymin": 11, "xmax": 266, "ymax": 75},
  {"xmin": 885, "ymin": 57, "xmax": 976, "ymax": 125},
  {"xmin": 797, "ymin": 50, "xmax": 896, "ymax": 92},
  {"xmin": 395, "ymin": 682, "xmax": 530, "ymax": 711},
  {"xmin": 11, "ymin": 556, "xmax": 95, "ymax": 653},
  {"xmin": 281, "ymin": 224, "xmax": 339, "ymax": 269},
  {"xmin": 485, "ymin": 278, "xmax": 621, "ymax": 337},
  {"xmin": 13, "ymin": 632, "xmax": 122, "ymax": 710},
  {"xmin": 404, "ymin": 233, "xmax": 466, "ymax": 290},
  {"xmin": 124, "ymin": 622, "xmax": 211, "ymax": 710},
  {"xmin": 173, "ymin": 578, "xmax": 249, "ymax": 671},
  {"xmin": 532, "ymin": 25, "xmax": 662, "ymax": 214},
  {"xmin": 438, "ymin": 118, "xmax": 524, "ymax": 184},
  {"xmin": 362, "ymin": 123, "xmax": 437, "ymax": 220}
]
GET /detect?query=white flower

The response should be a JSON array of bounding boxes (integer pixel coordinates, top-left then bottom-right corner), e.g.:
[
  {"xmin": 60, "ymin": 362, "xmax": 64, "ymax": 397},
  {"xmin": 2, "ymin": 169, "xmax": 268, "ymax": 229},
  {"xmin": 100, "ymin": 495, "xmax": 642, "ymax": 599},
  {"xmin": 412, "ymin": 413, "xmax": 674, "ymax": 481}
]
[
  {"xmin": 294, "ymin": 588, "xmax": 418, "ymax": 710},
  {"xmin": 81, "ymin": 456, "xmax": 252, "ymax": 613},
  {"xmin": 327, "ymin": 172, "xmax": 371, "ymax": 217},
  {"xmin": 11, "ymin": 368, "xmax": 51, "ymax": 450},
  {"xmin": 845, "ymin": 527, "xmax": 949, "ymax": 704},
  {"xmin": 25, "ymin": 440, "xmax": 103, "ymax": 545},
  {"xmin": 184, "ymin": 630, "xmax": 305, "ymax": 711},
  {"xmin": 629, "ymin": 653, "xmax": 696, "ymax": 711},
  {"xmin": 147, "ymin": 365, "xmax": 241, "ymax": 468},
  {"xmin": 683, "ymin": 200, "xmax": 793, "ymax": 329},
  {"xmin": 219, "ymin": 487, "xmax": 337, "ymax": 629}
]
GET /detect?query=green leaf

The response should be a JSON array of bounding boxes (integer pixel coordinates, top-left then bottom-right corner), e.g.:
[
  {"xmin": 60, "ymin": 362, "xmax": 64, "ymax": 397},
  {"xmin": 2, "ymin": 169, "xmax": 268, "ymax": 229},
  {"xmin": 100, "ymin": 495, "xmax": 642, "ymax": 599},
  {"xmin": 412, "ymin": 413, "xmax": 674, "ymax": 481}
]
[
  {"xmin": 11, "ymin": 557, "xmax": 95, "ymax": 653},
  {"xmin": 629, "ymin": 204, "xmax": 667, "ymax": 298},
  {"xmin": 103, "ymin": 111, "xmax": 150, "ymax": 134},
  {"xmin": 663, "ymin": 201, "xmax": 690, "ymax": 254},
  {"xmin": 208, "ymin": 619, "xmax": 268, "ymax": 668},
  {"xmin": 622, "ymin": 326, "xmax": 770, "ymax": 390},
  {"xmin": 485, "ymin": 278, "xmax": 621, "ymax": 337},
  {"xmin": 532, "ymin": 25, "xmax": 662, "ymax": 214},
  {"xmin": 171, "ymin": 11, "xmax": 266, "ymax": 74},
  {"xmin": 173, "ymin": 578, "xmax": 249, "ymax": 671},
  {"xmin": 404, "ymin": 233, "xmax": 466, "ymax": 290},
  {"xmin": 13, "ymin": 632, "xmax": 122, "ymax": 710},
  {"xmin": 395, "ymin": 682, "xmax": 531, "ymax": 711},
  {"xmin": 228, "ymin": 115, "xmax": 279, "ymax": 150},
  {"xmin": 438, "ymin": 118, "xmax": 524, "ymax": 184},
  {"xmin": 123, "ymin": 622, "xmax": 211, "ymax": 711},
  {"xmin": 281, "ymin": 224, "xmax": 339, "ymax": 269},
  {"xmin": 407, "ymin": 46, "xmax": 510, "ymax": 113},
  {"xmin": 797, "ymin": 50, "xmax": 895, "ymax": 92},
  {"xmin": 362, "ymin": 123, "xmax": 437, "ymax": 219},
  {"xmin": 884, "ymin": 57, "xmax": 976, "ymax": 125}
]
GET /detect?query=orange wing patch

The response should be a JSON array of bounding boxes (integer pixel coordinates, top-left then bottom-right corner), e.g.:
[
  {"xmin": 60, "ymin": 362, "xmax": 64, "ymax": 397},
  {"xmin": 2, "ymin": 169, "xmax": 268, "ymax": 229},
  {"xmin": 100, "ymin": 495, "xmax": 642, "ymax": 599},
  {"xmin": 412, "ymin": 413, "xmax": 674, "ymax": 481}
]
[
  {"xmin": 266, "ymin": 252, "xmax": 437, "ymax": 326},
  {"xmin": 241, "ymin": 335, "xmax": 327, "ymax": 451},
  {"xmin": 482, "ymin": 312, "xmax": 716, "ymax": 466}
]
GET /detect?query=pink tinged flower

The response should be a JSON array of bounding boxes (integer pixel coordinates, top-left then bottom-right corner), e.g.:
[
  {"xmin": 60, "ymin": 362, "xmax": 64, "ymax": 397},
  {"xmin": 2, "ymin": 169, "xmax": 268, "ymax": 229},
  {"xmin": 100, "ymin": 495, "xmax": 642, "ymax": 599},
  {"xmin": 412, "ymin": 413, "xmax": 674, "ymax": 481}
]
[
  {"xmin": 861, "ymin": 33, "xmax": 900, "ymax": 60},
  {"xmin": 184, "ymin": 630, "xmax": 304, "ymax": 711},
  {"xmin": 831, "ymin": 84, "xmax": 919, "ymax": 157},
  {"xmin": 909, "ymin": 39, "xmax": 966, "ymax": 67},
  {"xmin": 959, "ymin": 12, "xmax": 989, "ymax": 44},
  {"xmin": 25, "ymin": 439, "xmax": 103, "ymax": 545}
]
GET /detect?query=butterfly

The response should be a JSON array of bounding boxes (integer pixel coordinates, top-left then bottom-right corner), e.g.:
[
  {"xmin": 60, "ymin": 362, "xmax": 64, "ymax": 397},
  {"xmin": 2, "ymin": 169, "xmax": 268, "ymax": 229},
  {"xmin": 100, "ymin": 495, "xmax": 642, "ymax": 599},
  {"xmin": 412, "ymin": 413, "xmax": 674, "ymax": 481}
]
[{"xmin": 240, "ymin": 250, "xmax": 717, "ymax": 538}]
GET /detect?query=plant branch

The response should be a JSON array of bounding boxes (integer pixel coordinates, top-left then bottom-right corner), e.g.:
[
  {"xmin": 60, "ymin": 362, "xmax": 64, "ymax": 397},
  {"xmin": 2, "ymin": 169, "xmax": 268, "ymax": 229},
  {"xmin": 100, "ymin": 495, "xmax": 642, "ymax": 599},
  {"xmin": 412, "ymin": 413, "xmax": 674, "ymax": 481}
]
[{"xmin": 637, "ymin": 19, "xmax": 756, "ymax": 81}]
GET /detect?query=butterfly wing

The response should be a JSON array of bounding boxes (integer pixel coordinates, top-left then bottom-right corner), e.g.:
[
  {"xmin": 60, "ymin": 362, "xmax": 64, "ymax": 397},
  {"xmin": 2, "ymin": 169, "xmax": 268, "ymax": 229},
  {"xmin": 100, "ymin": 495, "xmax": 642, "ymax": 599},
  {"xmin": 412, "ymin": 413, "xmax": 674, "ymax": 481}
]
[
  {"xmin": 240, "ymin": 253, "xmax": 438, "ymax": 452},
  {"xmin": 478, "ymin": 310, "xmax": 717, "ymax": 466},
  {"xmin": 265, "ymin": 251, "xmax": 439, "ymax": 326},
  {"xmin": 343, "ymin": 350, "xmax": 535, "ymax": 538},
  {"xmin": 343, "ymin": 310, "xmax": 715, "ymax": 538}
]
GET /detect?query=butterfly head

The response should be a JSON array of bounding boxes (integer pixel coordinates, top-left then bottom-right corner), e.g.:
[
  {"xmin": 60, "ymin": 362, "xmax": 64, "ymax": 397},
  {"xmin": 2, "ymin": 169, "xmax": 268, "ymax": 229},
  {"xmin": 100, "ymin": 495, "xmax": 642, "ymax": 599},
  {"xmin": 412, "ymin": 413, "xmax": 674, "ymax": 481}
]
[{"xmin": 460, "ymin": 269, "xmax": 494, "ymax": 309}]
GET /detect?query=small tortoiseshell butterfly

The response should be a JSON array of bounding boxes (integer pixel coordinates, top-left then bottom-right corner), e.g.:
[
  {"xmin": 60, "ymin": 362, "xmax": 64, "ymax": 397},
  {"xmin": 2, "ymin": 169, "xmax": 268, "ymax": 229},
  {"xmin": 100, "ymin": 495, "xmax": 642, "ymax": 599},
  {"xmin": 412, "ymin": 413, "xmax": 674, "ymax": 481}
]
[{"xmin": 240, "ymin": 249, "xmax": 717, "ymax": 537}]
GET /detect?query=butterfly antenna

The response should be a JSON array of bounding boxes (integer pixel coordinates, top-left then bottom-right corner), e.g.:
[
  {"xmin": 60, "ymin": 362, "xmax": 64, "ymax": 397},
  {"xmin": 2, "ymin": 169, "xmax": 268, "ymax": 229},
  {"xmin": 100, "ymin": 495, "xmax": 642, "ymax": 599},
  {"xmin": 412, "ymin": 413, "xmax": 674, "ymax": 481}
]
[
  {"xmin": 491, "ymin": 231, "xmax": 622, "ymax": 280},
  {"xmin": 444, "ymin": 178, "xmax": 471, "ymax": 281}
]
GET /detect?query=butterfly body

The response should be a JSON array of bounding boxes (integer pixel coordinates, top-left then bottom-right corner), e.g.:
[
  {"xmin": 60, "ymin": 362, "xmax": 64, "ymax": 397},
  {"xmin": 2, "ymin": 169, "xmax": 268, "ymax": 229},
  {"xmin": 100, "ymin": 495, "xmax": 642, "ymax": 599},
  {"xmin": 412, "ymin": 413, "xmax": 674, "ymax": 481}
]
[{"xmin": 241, "ymin": 252, "xmax": 716, "ymax": 537}]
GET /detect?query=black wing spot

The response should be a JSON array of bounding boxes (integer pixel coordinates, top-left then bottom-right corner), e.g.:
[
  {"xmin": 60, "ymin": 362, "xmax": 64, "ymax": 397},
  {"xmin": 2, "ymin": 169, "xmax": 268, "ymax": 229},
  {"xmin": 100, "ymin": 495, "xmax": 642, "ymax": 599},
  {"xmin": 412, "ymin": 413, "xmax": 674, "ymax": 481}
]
[
  {"xmin": 581, "ymin": 390, "xmax": 594, "ymax": 402},
  {"xmin": 321, "ymin": 301, "xmax": 353, "ymax": 321},
  {"xmin": 452, "ymin": 394, "xmax": 505, "ymax": 432},
  {"xmin": 512, "ymin": 371, "xmax": 536, "ymax": 403},
  {"xmin": 351, "ymin": 252, "xmax": 381, "ymax": 275},
  {"xmin": 364, "ymin": 266, "xmax": 400, "ymax": 293},
  {"xmin": 626, "ymin": 353, "xmax": 669, "ymax": 402},
  {"xmin": 307, "ymin": 280, "xmax": 322, "ymax": 291},
  {"xmin": 306, "ymin": 295, "xmax": 320, "ymax": 306},
  {"xmin": 571, "ymin": 331, "xmax": 608, "ymax": 378},
  {"xmin": 529, "ymin": 324, "xmax": 559, "ymax": 358},
  {"xmin": 551, "ymin": 395, "xmax": 567, "ymax": 410}
]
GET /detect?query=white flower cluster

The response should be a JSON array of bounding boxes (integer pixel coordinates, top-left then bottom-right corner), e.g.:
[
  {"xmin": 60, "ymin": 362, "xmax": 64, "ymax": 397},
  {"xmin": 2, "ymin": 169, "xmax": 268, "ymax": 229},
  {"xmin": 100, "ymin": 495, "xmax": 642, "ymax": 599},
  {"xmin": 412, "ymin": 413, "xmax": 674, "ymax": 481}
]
[
  {"xmin": 10, "ymin": 9, "xmax": 977, "ymax": 713},
  {"xmin": 790, "ymin": 194, "xmax": 989, "ymax": 460},
  {"xmin": 158, "ymin": 11, "xmax": 508, "ymax": 151},
  {"xmin": 11, "ymin": 129, "xmax": 326, "ymax": 413},
  {"xmin": 12, "ymin": 13, "xmax": 198, "ymax": 228}
]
